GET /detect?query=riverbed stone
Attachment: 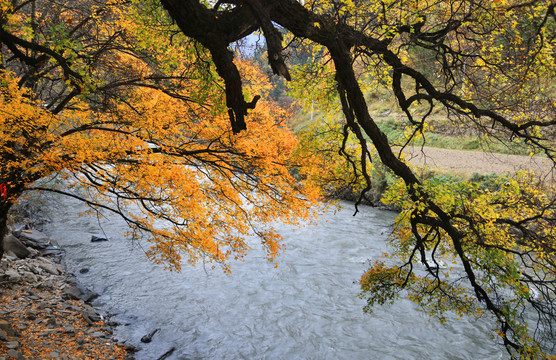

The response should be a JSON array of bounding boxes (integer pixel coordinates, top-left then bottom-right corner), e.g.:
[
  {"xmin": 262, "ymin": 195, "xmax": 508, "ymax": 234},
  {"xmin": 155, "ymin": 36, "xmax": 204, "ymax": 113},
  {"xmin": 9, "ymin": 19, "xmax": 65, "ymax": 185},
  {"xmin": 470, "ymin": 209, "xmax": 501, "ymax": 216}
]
[
  {"xmin": 39, "ymin": 262, "xmax": 59, "ymax": 275},
  {"xmin": 141, "ymin": 328, "xmax": 160, "ymax": 343},
  {"xmin": 62, "ymin": 286, "xmax": 82, "ymax": 300},
  {"xmin": 4, "ymin": 269, "xmax": 21, "ymax": 283},
  {"xmin": 91, "ymin": 234, "xmax": 110, "ymax": 242},
  {"xmin": 21, "ymin": 271, "xmax": 37, "ymax": 283},
  {"xmin": 81, "ymin": 288, "xmax": 100, "ymax": 303},
  {"xmin": 83, "ymin": 307, "xmax": 101, "ymax": 324}
]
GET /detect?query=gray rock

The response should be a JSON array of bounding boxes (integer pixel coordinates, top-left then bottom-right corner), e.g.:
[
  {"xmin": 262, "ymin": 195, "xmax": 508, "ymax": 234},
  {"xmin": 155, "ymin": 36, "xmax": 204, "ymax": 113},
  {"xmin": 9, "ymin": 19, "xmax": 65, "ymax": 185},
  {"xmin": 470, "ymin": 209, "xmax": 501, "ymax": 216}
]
[
  {"xmin": 5, "ymin": 340, "xmax": 19, "ymax": 349},
  {"xmin": 12, "ymin": 224, "xmax": 26, "ymax": 237},
  {"xmin": 21, "ymin": 271, "xmax": 37, "ymax": 283},
  {"xmin": 4, "ymin": 269, "xmax": 21, "ymax": 283},
  {"xmin": 3, "ymin": 254, "xmax": 17, "ymax": 261},
  {"xmin": 6, "ymin": 349, "xmax": 23, "ymax": 360},
  {"xmin": 141, "ymin": 328, "xmax": 160, "ymax": 343},
  {"xmin": 81, "ymin": 289, "xmax": 100, "ymax": 303},
  {"xmin": 88, "ymin": 331, "xmax": 106, "ymax": 339},
  {"xmin": 2, "ymin": 234, "xmax": 30, "ymax": 259},
  {"xmin": 120, "ymin": 342, "xmax": 137, "ymax": 353},
  {"xmin": 91, "ymin": 234, "xmax": 110, "ymax": 242},
  {"xmin": 83, "ymin": 307, "xmax": 101, "ymax": 324},
  {"xmin": 63, "ymin": 286, "xmax": 82, "ymax": 300},
  {"xmin": 4, "ymin": 251, "xmax": 18, "ymax": 260},
  {"xmin": 25, "ymin": 311, "xmax": 38, "ymax": 320},
  {"xmin": 38, "ymin": 262, "xmax": 59, "ymax": 275},
  {"xmin": 0, "ymin": 329, "xmax": 7, "ymax": 341},
  {"xmin": 18, "ymin": 229, "xmax": 51, "ymax": 249},
  {"xmin": 27, "ymin": 264, "xmax": 42, "ymax": 275},
  {"xmin": 39, "ymin": 329, "xmax": 61, "ymax": 336}
]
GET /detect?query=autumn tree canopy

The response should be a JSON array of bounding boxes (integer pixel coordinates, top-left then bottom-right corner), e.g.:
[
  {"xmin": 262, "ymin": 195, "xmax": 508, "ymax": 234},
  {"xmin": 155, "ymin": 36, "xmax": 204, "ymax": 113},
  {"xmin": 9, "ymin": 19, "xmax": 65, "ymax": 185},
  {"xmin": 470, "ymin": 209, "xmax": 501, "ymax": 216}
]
[
  {"xmin": 0, "ymin": 0, "xmax": 320, "ymax": 271},
  {"xmin": 160, "ymin": 0, "xmax": 556, "ymax": 358},
  {"xmin": 1, "ymin": 0, "xmax": 556, "ymax": 357}
]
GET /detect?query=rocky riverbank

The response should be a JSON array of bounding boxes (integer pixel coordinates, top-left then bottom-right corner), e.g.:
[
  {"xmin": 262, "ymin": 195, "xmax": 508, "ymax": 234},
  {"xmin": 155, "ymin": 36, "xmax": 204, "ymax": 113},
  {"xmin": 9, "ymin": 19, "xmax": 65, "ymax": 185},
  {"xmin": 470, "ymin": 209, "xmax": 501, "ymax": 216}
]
[{"xmin": 0, "ymin": 226, "xmax": 133, "ymax": 360}]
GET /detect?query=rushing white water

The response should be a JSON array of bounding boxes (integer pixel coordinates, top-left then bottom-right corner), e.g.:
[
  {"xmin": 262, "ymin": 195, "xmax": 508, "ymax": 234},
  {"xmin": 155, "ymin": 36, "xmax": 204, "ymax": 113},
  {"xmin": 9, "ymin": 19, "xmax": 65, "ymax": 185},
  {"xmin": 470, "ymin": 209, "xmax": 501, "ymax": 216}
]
[{"xmin": 45, "ymin": 197, "xmax": 505, "ymax": 360}]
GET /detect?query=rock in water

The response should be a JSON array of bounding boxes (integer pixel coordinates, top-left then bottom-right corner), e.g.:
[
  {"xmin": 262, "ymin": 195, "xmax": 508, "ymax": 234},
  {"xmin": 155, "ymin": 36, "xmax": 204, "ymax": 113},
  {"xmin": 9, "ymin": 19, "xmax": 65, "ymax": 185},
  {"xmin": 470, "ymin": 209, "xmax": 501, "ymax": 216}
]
[
  {"xmin": 91, "ymin": 234, "xmax": 110, "ymax": 242},
  {"xmin": 141, "ymin": 328, "xmax": 160, "ymax": 343}
]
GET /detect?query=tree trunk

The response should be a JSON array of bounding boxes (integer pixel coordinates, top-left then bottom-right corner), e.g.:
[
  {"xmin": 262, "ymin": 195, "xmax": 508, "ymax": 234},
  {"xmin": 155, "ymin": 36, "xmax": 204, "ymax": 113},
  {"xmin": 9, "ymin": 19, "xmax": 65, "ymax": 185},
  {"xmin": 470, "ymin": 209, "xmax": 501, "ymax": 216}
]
[{"xmin": 0, "ymin": 202, "xmax": 12, "ymax": 260}]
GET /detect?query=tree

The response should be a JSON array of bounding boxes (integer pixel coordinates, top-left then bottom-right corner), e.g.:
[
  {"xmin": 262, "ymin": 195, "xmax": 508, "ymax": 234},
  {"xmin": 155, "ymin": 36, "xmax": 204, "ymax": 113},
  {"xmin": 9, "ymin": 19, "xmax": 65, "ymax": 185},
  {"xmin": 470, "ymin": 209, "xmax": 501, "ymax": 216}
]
[
  {"xmin": 0, "ymin": 0, "xmax": 320, "ymax": 271},
  {"xmin": 160, "ymin": 0, "xmax": 556, "ymax": 357}
]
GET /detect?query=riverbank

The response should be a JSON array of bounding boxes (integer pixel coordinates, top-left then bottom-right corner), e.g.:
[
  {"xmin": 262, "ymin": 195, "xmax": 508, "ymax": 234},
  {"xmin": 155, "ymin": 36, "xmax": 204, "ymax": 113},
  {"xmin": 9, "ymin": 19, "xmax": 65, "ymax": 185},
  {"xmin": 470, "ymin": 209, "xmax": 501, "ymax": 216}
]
[{"xmin": 0, "ymin": 229, "xmax": 132, "ymax": 359}]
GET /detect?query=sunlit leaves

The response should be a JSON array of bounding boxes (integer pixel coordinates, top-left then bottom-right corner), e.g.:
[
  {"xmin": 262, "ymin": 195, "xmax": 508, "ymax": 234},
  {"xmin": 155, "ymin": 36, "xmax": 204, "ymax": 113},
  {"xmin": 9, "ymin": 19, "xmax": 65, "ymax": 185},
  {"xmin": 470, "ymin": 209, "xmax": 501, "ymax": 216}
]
[{"xmin": 1, "ymin": 1, "xmax": 323, "ymax": 273}]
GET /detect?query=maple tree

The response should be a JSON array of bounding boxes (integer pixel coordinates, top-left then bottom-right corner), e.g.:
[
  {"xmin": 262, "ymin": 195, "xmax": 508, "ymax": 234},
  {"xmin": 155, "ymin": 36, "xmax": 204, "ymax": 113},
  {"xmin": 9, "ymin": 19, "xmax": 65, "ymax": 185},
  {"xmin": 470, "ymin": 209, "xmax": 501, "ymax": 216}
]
[
  {"xmin": 161, "ymin": 0, "xmax": 556, "ymax": 358},
  {"xmin": 0, "ymin": 0, "xmax": 320, "ymax": 271}
]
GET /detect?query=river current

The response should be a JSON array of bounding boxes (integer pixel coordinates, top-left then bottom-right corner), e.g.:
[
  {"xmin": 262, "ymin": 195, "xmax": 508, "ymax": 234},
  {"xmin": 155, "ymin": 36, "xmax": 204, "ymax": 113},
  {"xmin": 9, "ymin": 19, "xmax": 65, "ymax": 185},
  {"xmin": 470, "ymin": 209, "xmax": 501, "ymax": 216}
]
[{"xmin": 45, "ymin": 197, "xmax": 504, "ymax": 360}]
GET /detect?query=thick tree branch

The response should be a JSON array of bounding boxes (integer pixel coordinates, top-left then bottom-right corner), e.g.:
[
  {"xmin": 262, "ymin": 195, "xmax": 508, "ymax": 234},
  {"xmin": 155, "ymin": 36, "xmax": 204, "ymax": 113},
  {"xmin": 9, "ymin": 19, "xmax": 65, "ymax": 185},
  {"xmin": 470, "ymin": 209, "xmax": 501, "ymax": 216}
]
[{"xmin": 160, "ymin": 0, "xmax": 261, "ymax": 133}]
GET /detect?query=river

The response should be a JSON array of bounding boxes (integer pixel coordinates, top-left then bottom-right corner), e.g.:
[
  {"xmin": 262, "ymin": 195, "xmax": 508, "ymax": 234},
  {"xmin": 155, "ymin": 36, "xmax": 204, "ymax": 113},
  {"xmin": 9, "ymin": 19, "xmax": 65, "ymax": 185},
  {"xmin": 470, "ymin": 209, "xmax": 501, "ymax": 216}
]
[{"xmin": 44, "ymin": 196, "xmax": 504, "ymax": 360}]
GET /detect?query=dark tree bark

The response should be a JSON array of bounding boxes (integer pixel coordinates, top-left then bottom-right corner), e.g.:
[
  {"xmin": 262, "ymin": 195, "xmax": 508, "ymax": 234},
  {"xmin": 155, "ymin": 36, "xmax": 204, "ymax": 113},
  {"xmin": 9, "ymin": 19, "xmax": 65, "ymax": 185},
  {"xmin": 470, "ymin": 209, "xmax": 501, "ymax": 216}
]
[
  {"xmin": 160, "ymin": 0, "xmax": 261, "ymax": 132},
  {"xmin": 0, "ymin": 202, "xmax": 13, "ymax": 260}
]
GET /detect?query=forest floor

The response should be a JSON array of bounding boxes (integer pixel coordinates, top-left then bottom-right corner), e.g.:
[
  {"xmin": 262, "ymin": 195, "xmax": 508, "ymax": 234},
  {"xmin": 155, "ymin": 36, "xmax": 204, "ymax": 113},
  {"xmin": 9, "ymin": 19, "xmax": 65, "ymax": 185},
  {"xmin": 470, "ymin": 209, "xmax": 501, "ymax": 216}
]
[{"xmin": 402, "ymin": 146, "xmax": 554, "ymax": 180}]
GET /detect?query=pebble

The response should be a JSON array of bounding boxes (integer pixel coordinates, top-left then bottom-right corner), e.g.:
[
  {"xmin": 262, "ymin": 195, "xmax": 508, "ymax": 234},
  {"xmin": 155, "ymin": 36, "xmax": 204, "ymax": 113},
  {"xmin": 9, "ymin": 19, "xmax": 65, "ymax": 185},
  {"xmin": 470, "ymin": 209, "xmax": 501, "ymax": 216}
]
[{"xmin": 39, "ymin": 329, "xmax": 61, "ymax": 336}]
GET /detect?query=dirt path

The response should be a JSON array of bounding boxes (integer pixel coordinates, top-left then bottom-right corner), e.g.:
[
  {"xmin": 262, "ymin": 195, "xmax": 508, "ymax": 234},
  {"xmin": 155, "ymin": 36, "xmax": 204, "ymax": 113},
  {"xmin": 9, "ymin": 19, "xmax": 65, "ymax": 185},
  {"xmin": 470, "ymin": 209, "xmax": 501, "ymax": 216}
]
[{"xmin": 402, "ymin": 146, "xmax": 554, "ymax": 179}]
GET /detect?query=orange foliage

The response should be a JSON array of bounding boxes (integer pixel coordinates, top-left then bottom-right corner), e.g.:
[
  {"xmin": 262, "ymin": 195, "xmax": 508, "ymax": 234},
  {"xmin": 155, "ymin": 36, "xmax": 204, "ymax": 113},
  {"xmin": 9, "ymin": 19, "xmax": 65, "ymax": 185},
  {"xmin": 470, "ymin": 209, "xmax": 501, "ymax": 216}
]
[{"xmin": 0, "ymin": 0, "xmax": 322, "ymax": 271}]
